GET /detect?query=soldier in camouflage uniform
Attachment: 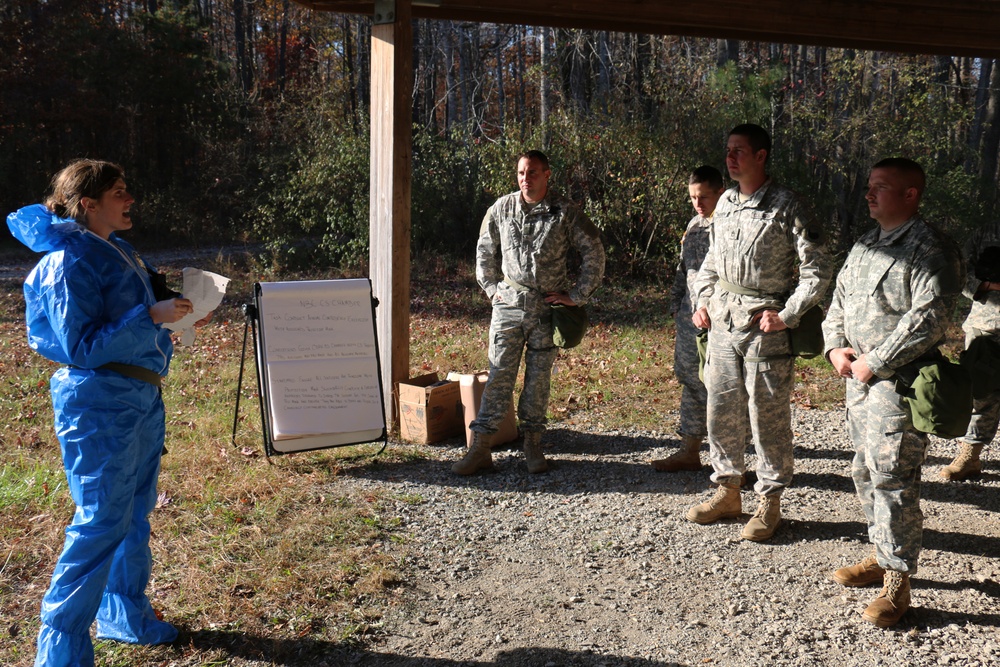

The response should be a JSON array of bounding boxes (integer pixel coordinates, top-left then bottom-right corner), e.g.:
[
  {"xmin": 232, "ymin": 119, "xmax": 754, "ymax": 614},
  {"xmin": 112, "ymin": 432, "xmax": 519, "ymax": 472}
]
[
  {"xmin": 651, "ymin": 166, "xmax": 724, "ymax": 473},
  {"xmin": 452, "ymin": 150, "xmax": 605, "ymax": 476},
  {"xmin": 939, "ymin": 220, "xmax": 1000, "ymax": 481},
  {"xmin": 823, "ymin": 158, "xmax": 964, "ymax": 628},
  {"xmin": 687, "ymin": 124, "xmax": 831, "ymax": 542}
]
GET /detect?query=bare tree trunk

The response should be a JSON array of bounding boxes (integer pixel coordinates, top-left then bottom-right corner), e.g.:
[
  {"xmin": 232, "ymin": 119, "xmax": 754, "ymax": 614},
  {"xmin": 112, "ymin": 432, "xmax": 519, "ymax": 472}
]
[
  {"xmin": 355, "ymin": 19, "xmax": 370, "ymax": 115},
  {"xmin": 494, "ymin": 24, "xmax": 506, "ymax": 138},
  {"xmin": 233, "ymin": 0, "xmax": 252, "ymax": 94},
  {"xmin": 458, "ymin": 25, "xmax": 470, "ymax": 127},
  {"xmin": 595, "ymin": 30, "xmax": 610, "ymax": 116},
  {"xmin": 540, "ymin": 26, "xmax": 552, "ymax": 128},
  {"xmin": 563, "ymin": 29, "xmax": 589, "ymax": 113},
  {"xmin": 277, "ymin": 0, "xmax": 289, "ymax": 94},
  {"xmin": 413, "ymin": 20, "xmax": 439, "ymax": 132},
  {"xmin": 716, "ymin": 39, "xmax": 739, "ymax": 67},
  {"xmin": 470, "ymin": 24, "xmax": 486, "ymax": 135},
  {"xmin": 636, "ymin": 34, "xmax": 653, "ymax": 119},
  {"xmin": 343, "ymin": 15, "xmax": 358, "ymax": 129},
  {"xmin": 968, "ymin": 58, "xmax": 994, "ymax": 172},
  {"xmin": 411, "ymin": 19, "xmax": 423, "ymax": 126},
  {"xmin": 933, "ymin": 55, "xmax": 951, "ymax": 85},
  {"xmin": 814, "ymin": 46, "xmax": 825, "ymax": 88},
  {"xmin": 980, "ymin": 61, "xmax": 1000, "ymax": 200},
  {"xmin": 516, "ymin": 25, "xmax": 525, "ymax": 140},
  {"xmin": 445, "ymin": 22, "xmax": 458, "ymax": 131}
]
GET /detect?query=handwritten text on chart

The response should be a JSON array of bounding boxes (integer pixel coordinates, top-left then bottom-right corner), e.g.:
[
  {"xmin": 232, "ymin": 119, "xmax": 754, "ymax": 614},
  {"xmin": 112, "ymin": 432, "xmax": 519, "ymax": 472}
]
[
  {"xmin": 266, "ymin": 342, "xmax": 374, "ymax": 360},
  {"xmin": 296, "ymin": 298, "xmax": 363, "ymax": 309},
  {"xmin": 276, "ymin": 373, "xmax": 380, "ymax": 410},
  {"xmin": 269, "ymin": 313, "xmax": 369, "ymax": 323},
  {"xmin": 259, "ymin": 280, "xmax": 383, "ymax": 437}
]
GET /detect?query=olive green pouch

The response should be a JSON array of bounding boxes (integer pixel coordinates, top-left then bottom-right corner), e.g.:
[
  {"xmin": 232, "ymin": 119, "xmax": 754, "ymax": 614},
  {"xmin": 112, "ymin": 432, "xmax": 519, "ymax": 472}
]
[
  {"xmin": 551, "ymin": 304, "xmax": 588, "ymax": 349},
  {"xmin": 896, "ymin": 358, "xmax": 973, "ymax": 438},
  {"xmin": 788, "ymin": 304, "xmax": 825, "ymax": 359},
  {"xmin": 696, "ymin": 329, "xmax": 709, "ymax": 382}
]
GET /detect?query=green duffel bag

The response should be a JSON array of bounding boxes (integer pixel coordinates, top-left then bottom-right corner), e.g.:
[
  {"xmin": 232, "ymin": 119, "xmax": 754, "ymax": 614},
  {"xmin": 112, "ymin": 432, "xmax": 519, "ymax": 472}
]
[
  {"xmin": 788, "ymin": 304, "xmax": 825, "ymax": 359},
  {"xmin": 960, "ymin": 335, "xmax": 1000, "ymax": 398},
  {"xmin": 896, "ymin": 358, "xmax": 973, "ymax": 438},
  {"xmin": 696, "ymin": 329, "xmax": 709, "ymax": 383},
  {"xmin": 551, "ymin": 303, "xmax": 588, "ymax": 349}
]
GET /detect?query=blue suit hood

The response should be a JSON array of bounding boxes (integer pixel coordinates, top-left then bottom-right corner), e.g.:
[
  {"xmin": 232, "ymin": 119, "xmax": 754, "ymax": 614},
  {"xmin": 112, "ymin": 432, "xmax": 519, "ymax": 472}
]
[{"xmin": 7, "ymin": 203, "xmax": 85, "ymax": 253}]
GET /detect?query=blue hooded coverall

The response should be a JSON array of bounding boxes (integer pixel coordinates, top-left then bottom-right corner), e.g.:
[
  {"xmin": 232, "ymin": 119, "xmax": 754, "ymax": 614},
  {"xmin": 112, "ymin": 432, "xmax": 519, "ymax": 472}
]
[{"xmin": 7, "ymin": 205, "xmax": 179, "ymax": 667}]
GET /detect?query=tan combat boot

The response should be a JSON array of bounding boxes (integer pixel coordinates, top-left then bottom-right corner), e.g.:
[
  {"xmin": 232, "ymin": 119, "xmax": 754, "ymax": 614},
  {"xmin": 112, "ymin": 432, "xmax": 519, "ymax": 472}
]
[
  {"xmin": 651, "ymin": 434, "xmax": 703, "ymax": 472},
  {"xmin": 832, "ymin": 554, "xmax": 886, "ymax": 587},
  {"xmin": 740, "ymin": 495, "xmax": 781, "ymax": 541},
  {"xmin": 523, "ymin": 431, "xmax": 549, "ymax": 474},
  {"xmin": 862, "ymin": 571, "xmax": 911, "ymax": 628},
  {"xmin": 451, "ymin": 431, "xmax": 494, "ymax": 475},
  {"xmin": 686, "ymin": 483, "xmax": 741, "ymax": 524},
  {"xmin": 940, "ymin": 442, "xmax": 984, "ymax": 481}
]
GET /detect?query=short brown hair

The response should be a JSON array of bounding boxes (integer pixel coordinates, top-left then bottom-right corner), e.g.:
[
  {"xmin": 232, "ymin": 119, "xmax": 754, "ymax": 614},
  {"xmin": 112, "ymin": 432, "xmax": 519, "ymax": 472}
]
[
  {"xmin": 689, "ymin": 165, "xmax": 724, "ymax": 189},
  {"xmin": 729, "ymin": 123, "xmax": 771, "ymax": 160},
  {"xmin": 872, "ymin": 157, "xmax": 926, "ymax": 194},
  {"xmin": 516, "ymin": 150, "xmax": 550, "ymax": 170}
]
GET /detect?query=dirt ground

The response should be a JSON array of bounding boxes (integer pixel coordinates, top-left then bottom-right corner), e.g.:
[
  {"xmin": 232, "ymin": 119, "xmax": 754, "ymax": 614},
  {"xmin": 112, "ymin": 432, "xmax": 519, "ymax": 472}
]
[{"xmin": 316, "ymin": 408, "xmax": 1000, "ymax": 667}]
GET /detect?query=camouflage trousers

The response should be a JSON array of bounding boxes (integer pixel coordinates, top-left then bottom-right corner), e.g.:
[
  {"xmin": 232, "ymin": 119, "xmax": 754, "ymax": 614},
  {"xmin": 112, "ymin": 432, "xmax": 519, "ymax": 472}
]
[
  {"xmin": 846, "ymin": 377, "xmax": 928, "ymax": 574},
  {"xmin": 674, "ymin": 310, "xmax": 707, "ymax": 438},
  {"xmin": 963, "ymin": 388, "xmax": 1000, "ymax": 447},
  {"xmin": 962, "ymin": 331, "xmax": 1000, "ymax": 447},
  {"xmin": 470, "ymin": 287, "xmax": 559, "ymax": 435},
  {"xmin": 704, "ymin": 325, "xmax": 794, "ymax": 496}
]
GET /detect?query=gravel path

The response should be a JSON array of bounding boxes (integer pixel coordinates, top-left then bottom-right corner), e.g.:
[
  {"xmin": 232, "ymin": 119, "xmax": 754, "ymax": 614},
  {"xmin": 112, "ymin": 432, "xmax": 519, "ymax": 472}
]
[{"xmin": 324, "ymin": 407, "xmax": 1000, "ymax": 666}]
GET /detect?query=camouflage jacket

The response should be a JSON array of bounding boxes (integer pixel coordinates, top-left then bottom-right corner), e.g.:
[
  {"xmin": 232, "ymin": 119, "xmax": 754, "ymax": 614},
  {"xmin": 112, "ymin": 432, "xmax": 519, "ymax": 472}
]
[
  {"xmin": 476, "ymin": 190, "xmax": 605, "ymax": 305},
  {"xmin": 669, "ymin": 214, "xmax": 712, "ymax": 315},
  {"xmin": 822, "ymin": 215, "xmax": 965, "ymax": 379},
  {"xmin": 693, "ymin": 179, "xmax": 831, "ymax": 331},
  {"xmin": 961, "ymin": 220, "xmax": 1000, "ymax": 336}
]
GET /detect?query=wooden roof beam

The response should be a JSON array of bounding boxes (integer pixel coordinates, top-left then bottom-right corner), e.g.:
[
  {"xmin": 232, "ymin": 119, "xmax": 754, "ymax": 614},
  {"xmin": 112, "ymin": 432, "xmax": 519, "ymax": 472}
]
[{"xmin": 294, "ymin": 0, "xmax": 1000, "ymax": 58}]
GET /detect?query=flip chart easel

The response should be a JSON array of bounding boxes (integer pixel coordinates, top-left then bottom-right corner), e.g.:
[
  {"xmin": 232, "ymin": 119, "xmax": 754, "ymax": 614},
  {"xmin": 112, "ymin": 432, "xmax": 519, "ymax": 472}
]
[{"xmin": 233, "ymin": 279, "xmax": 387, "ymax": 457}]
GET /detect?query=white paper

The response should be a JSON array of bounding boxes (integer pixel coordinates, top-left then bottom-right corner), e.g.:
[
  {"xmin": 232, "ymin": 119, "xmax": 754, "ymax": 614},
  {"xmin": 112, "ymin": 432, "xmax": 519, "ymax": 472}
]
[
  {"xmin": 264, "ymin": 357, "xmax": 383, "ymax": 440},
  {"xmin": 256, "ymin": 279, "xmax": 384, "ymax": 444},
  {"xmin": 164, "ymin": 268, "xmax": 230, "ymax": 344}
]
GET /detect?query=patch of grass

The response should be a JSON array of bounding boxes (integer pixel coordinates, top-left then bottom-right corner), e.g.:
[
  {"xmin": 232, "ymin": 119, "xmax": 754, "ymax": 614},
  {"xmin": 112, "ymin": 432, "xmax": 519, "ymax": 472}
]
[
  {"xmin": 409, "ymin": 265, "xmax": 971, "ymax": 424},
  {"xmin": 0, "ymin": 460, "xmax": 66, "ymax": 514},
  {"xmin": 0, "ymin": 259, "xmax": 410, "ymax": 666},
  {"xmin": 393, "ymin": 492, "xmax": 426, "ymax": 505}
]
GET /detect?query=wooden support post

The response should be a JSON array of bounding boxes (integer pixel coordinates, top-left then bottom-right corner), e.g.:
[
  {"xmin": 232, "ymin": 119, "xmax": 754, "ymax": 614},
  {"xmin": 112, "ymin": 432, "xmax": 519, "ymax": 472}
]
[{"xmin": 370, "ymin": 0, "xmax": 413, "ymax": 428}]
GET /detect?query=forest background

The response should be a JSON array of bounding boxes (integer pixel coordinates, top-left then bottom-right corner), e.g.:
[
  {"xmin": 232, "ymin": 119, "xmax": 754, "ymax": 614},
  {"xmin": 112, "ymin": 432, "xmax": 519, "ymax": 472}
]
[{"xmin": 3, "ymin": 0, "xmax": 1000, "ymax": 275}]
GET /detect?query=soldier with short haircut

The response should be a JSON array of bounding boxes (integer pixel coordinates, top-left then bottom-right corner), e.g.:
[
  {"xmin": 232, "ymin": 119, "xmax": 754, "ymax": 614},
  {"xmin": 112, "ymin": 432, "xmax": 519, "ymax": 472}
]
[
  {"xmin": 651, "ymin": 165, "xmax": 724, "ymax": 472},
  {"xmin": 939, "ymin": 220, "xmax": 1000, "ymax": 481},
  {"xmin": 823, "ymin": 158, "xmax": 964, "ymax": 628},
  {"xmin": 687, "ymin": 124, "xmax": 831, "ymax": 542},
  {"xmin": 452, "ymin": 150, "xmax": 605, "ymax": 476}
]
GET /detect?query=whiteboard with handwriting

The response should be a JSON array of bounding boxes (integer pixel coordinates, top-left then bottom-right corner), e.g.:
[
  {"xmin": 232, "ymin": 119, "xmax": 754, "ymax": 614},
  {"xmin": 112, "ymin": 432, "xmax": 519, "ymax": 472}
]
[{"xmin": 254, "ymin": 279, "xmax": 385, "ymax": 453}]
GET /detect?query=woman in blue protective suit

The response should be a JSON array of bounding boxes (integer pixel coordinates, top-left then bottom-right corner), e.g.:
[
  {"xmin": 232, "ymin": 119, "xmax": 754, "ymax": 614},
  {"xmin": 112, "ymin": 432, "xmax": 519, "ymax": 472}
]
[{"xmin": 7, "ymin": 160, "xmax": 207, "ymax": 667}]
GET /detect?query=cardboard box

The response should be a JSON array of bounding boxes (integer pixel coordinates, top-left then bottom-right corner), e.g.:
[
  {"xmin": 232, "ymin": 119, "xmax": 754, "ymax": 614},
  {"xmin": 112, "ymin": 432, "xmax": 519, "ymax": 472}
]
[
  {"xmin": 447, "ymin": 371, "xmax": 519, "ymax": 447},
  {"xmin": 397, "ymin": 373, "xmax": 463, "ymax": 444}
]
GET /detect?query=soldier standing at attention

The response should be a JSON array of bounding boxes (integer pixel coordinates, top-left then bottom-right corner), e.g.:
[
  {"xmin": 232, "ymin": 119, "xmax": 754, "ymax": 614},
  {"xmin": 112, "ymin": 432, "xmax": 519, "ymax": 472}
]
[
  {"xmin": 938, "ymin": 220, "xmax": 1000, "ymax": 481},
  {"xmin": 651, "ymin": 166, "xmax": 725, "ymax": 472},
  {"xmin": 687, "ymin": 123, "xmax": 831, "ymax": 541},
  {"xmin": 823, "ymin": 158, "xmax": 964, "ymax": 627},
  {"xmin": 451, "ymin": 150, "xmax": 605, "ymax": 475}
]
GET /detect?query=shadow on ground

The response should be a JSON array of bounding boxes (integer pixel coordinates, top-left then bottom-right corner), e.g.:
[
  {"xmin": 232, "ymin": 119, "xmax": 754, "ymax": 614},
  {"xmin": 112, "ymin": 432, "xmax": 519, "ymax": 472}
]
[
  {"xmin": 181, "ymin": 629, "xmax": 689, "ymax": 667},
  {"xmin": 332, "ymin": 429, "xmax": 1000, "ymax": 512}
]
